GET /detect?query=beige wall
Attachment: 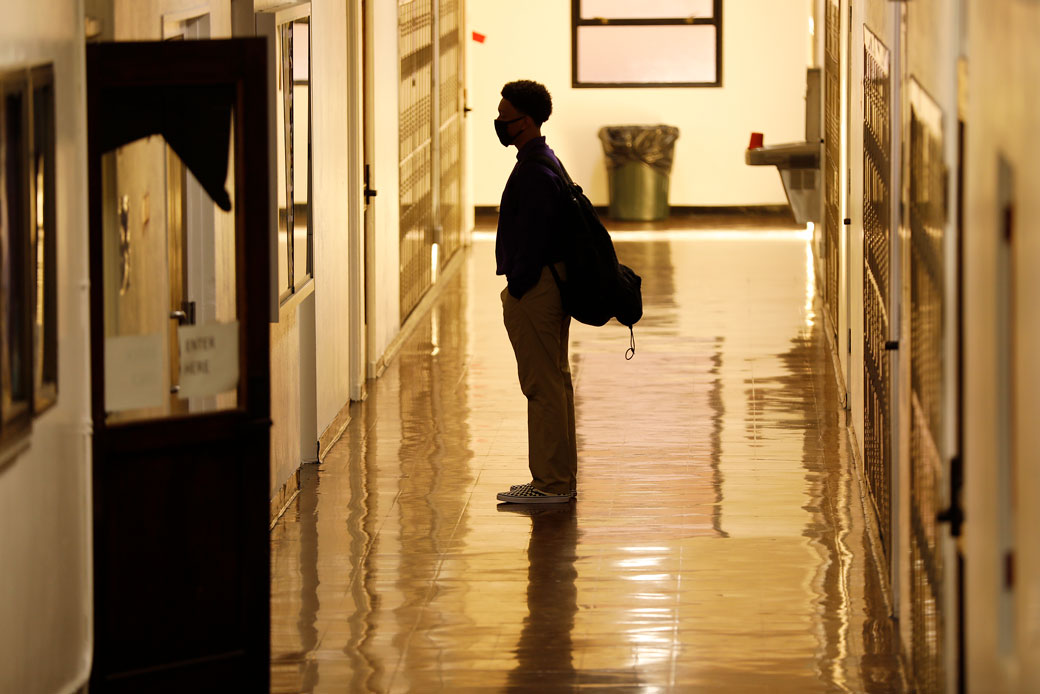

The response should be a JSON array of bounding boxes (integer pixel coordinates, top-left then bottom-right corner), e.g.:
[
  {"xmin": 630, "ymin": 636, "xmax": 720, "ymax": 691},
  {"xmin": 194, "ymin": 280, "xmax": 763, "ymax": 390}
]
[
  {"xmin": 467, "ymin": 0, "xmax": 813, "ymax": 207},
  {"xmin": 270, "ymin": 303, "xmax": 302, "ymax": 495},
  {"xmin": 309, "ymin": 0, "xmax": 358, "ymax": 432},
  {"xmin": 965, "ymin": 1, "xmax": 1040, "ymax": 691},
  {"xmin": 0, "ymin": 2, "xmax": 93, "ymax": 692}
]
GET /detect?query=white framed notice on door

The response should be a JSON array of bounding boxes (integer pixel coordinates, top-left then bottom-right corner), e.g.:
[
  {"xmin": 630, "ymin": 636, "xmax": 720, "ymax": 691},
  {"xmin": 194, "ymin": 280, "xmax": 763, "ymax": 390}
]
[{"xmin": 177, "ymin": 321, "xmax": 239, "ymax": 399}]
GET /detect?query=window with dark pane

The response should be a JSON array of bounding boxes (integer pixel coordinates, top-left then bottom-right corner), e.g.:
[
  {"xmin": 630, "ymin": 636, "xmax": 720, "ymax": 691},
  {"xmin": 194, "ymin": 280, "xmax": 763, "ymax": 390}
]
[
  {"xmin": 572, "ymin": 0, "xmax": 722, "ymax": 88},
  {"xmin": 274, "ymin": 13, "xmax": 312, "ymax": 302},
  {"xmin": 31, "ymin": 66, "xmax": 57, "ymax": 413}
]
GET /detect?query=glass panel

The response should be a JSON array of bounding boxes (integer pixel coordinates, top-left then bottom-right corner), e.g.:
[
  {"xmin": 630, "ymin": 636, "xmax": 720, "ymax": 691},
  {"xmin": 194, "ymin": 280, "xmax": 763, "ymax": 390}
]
[
  {"xmin": 292, "ymin": 18, "xmax": 311, "ymax": 286},
  {"xmin": 31, "ymin": 69, "xmax": 57, "ymax": 412},
  {"xmin": 580, "ymin": 0, "xmax": 713, "ymax": 20},
  {"xmin": 103, "ymin": 136, "xmax": 239, "ymax": 423},
  {"xmin": 274, "ymin": 17, "xmax": 312, "ymax": 298},
  {"xmin": 276, "ymin": 23, "xmax": 292, "ymax": 297},
  {"xmin": 1, "ymin": 80, "xmax": 32, "ymax": 426},
  {"xmin": 577, "ymin": 25, "xmax": 717, "ymax": 84}
]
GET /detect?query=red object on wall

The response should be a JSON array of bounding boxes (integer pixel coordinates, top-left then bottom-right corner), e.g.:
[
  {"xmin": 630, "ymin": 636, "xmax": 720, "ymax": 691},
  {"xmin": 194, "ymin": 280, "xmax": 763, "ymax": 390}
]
[{"xmin": 472, "ymin": 31, "xmax": 486, "ymax": 43}]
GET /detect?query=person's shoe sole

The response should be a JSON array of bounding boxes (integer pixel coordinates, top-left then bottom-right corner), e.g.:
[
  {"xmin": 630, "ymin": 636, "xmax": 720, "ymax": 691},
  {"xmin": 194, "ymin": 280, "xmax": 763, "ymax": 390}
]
[
  {"xmin": 496, "ymin": 491, "xmax": 573, "ymax": 504},
  {"xmin": 496, "ymin": 503, "xmax": 573, "ymax": 516}
]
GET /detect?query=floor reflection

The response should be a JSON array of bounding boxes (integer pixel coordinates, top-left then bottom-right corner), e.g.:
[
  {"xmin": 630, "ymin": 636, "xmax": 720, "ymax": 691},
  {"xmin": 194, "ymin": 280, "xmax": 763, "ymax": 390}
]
[
  {"xmin": 502, "ymin": 504, "xmax": 581, "ymax": 691},
  {"xmin": 270, "ymin": 228, "xmax": 907, "ymax": 693}
]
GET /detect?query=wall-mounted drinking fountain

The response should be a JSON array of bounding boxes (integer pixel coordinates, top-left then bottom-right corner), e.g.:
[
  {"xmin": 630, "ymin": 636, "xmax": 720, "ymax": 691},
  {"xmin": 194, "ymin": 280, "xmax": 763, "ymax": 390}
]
[{"xmin": 744, "ymin": 68, "xmax": 822, "ymax": 225}]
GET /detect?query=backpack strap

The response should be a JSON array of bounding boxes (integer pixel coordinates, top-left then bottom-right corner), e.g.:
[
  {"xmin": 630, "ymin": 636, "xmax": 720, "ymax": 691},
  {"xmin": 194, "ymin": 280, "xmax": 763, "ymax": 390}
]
[
  {"xmin": 547, "ymin": 262, "xmax": 564, "ymax": 288},
  {"xmin": 532, "ymin": 153, "xmax": 572, "ymax": 293},
  {"xmin": 531, "ymin": 154, "xmax": 575, "ymax": 187}
]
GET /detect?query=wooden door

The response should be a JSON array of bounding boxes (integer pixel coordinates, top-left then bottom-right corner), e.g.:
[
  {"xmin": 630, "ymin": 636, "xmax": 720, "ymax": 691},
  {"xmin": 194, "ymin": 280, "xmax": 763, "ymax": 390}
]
[{"xmin": 86, "ymin": 40, "xmax": 270, "ymax": 692}]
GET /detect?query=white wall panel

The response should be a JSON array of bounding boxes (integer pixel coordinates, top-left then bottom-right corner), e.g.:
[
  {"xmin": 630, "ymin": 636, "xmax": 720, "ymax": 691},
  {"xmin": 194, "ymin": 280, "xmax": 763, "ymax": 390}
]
[
  {"xmin": 0, "ymin": 3, "xmax": 92, "ymax": 692},
  {"xmin": 309, "ymin": 0, "xmax": 354, "ymax": 433},
  {"xmin": 965, "ymin": 2, "xmax": 1040, "ymax": 691}
]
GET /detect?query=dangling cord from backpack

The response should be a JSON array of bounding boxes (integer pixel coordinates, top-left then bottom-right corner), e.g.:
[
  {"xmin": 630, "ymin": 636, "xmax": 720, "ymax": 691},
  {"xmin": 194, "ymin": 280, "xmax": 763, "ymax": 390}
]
[{"xmin": 625, "ymin": 326, "xmax": 636, "ymax": 360}]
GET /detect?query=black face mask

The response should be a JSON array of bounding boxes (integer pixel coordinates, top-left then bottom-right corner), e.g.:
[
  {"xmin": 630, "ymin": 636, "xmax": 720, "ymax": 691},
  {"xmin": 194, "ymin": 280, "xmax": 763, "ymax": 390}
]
[{"xmin": 494, "ymin": 116, "xmax": 525, "ymax": 147}]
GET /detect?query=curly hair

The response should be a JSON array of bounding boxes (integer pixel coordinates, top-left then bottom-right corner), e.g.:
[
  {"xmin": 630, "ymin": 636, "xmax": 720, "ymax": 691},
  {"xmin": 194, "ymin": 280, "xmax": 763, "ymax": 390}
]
[{"xmin": 501, "ymin": 80, "xmax": 552, "ymax": 126}]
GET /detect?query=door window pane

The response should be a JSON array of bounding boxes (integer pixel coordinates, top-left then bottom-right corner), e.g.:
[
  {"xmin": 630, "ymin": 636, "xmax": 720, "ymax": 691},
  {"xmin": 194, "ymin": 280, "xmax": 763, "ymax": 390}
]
[{"xmin": 102, "ymin": 138, "xmax": 239, "ymax": 423}]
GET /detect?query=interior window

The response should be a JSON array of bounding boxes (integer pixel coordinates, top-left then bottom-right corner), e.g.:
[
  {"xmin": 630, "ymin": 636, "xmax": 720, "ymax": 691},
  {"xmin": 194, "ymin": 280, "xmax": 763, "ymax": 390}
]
[
  {"xmin": 273, "ymin": 12, "xmax": 313, "ymax": 302},
  {"xmin": 573, "ymin": 0, "xmax": 722, "ymax": 88}
]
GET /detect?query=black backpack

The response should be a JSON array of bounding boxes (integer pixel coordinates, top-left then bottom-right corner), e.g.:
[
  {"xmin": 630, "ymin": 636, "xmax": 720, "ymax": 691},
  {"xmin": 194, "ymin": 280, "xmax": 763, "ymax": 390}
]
[{"xmin": 534, "ymin": 155, "xmax": 643, "ymax": 359}]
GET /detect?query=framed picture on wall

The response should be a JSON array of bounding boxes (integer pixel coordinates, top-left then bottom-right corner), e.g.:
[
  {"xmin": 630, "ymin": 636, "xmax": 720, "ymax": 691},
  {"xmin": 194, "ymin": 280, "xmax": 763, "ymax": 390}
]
[
  {"xmin": 0, "ymin": 69, "xmax": 34, "ymax": 438},
  {"xmin": 0, "ymin": 62, "xmax": 58, "ymax": 450},
  {"xmin": 30, "ymin": 65, "xmax": 58, "ymax": 414}
]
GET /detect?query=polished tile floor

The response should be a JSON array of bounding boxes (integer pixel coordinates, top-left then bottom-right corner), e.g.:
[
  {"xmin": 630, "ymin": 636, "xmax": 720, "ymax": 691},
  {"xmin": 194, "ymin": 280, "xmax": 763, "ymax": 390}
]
[{"xmin": 270, "ymin": 228, "xmax": 907, "ymax": 693}]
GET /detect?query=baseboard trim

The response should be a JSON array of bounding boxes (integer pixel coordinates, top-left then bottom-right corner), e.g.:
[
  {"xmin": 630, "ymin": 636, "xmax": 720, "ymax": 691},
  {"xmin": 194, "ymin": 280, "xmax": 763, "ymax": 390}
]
[
  {"xmin": 369, "ymin": 243, "xmax": 469, "ymax": 380},
  {"xmin": 318, "ymin": 400, "xmax": 353, "ymax": 462},
  {"xmin": 269, "ymin": 466, "xmax": 301, "ymax": 530}
]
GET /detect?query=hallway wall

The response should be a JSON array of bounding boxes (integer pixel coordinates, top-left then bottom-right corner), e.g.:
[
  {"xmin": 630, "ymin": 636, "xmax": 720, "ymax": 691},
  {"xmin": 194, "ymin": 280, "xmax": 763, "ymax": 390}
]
[
  {"xmin": 0, "ymin": 2, "xmax": 92, "ymax": 692},
  {"xmin": 467, "ymin": 0, "xmax": 813, "ymax": 208},
  {"xmin": 964, "ymin": 1, "xmax": 1040, "ymax": 690},
  {"xmin": 818, "ymin": 0, "xmax": 1040, "ymax": 689},
  {"xmin": 249, "ymin": 0, "xmax": 358, "ymax": 491},
  {"xmin": 307, "ymin": 0, "xmax": 356, "ymax": 443}
]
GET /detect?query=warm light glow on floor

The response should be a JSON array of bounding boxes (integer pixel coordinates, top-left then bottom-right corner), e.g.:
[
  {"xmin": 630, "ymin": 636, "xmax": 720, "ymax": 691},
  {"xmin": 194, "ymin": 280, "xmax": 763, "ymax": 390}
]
[{"xmin": 471, "ymin": 228, "xmax": 813, "ymax": 243}]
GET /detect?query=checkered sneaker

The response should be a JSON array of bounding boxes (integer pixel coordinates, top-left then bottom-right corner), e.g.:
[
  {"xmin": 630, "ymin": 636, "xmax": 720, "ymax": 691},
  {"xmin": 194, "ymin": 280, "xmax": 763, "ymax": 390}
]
[
  {"xmin": 510, "ymin": 482, "xmax": 577, "ymax": 498},
  {"xmin": 497, "ymin": 483, "xmax": 573, "ymax": 504}
]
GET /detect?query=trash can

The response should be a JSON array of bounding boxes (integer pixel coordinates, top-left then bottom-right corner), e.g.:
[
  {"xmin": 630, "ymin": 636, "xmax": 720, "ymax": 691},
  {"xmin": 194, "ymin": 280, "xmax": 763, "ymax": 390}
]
[{"xmin": 598, "ymin": 125, "xmax": 680, "ymax": 221}]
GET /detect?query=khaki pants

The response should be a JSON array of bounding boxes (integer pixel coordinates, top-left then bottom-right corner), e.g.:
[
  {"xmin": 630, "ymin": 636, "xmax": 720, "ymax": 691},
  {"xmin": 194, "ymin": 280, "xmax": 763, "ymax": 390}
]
[{"xmin": 501, "ymin": 265, "xmax": 577, "ymax": 495}]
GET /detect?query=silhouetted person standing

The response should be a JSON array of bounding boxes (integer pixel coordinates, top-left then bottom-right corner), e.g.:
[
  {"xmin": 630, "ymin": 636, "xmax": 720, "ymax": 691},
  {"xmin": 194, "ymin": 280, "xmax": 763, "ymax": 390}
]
[{"xmin": 493, "ymin": 80, "xmax": 577, "ymax": 504}]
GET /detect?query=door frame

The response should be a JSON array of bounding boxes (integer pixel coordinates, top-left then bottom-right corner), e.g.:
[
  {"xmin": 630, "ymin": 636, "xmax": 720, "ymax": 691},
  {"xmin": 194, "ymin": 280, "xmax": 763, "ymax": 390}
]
[
  {"xmin": 86, "ymin": 39, "xmax": 271, "ymax": 691},
  {"xmin": 347, "ymin": 0, "xmax": 367, "ymax": 402}
]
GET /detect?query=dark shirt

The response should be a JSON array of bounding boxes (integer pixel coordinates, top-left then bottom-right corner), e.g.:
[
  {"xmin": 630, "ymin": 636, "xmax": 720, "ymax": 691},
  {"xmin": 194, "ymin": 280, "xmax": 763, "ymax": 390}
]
[{"xmin": 496, "ymin": 137, "xmax": 566, "ymax": 299}]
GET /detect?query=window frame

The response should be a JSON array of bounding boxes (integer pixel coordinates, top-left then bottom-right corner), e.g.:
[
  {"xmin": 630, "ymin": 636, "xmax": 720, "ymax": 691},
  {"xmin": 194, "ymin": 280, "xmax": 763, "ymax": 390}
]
[
  {"xmin": 0, "ymin": 62, "xmax": 59, "ymax": 453},
  {"xmin": 0, "ymin": 68, "xmax": 34, "ymax": 438},
  {"xmin": 257, "ymin": 2, "xmax": 314, "ymax": 310},
  {"xmin": 571, "ymin": 0, "xmax": 724, "ymax": 89}
]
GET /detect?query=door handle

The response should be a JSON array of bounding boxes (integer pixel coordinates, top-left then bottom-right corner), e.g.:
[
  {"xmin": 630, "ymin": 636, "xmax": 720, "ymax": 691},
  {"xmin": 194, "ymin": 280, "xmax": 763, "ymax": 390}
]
[
  {"xmin": 170, "ymin": 301, "xmax": 196, "ymax": 326},
  {"xmin": 364, "ymin": 164, "xmax": 378, "ymax": 203},
  {"xmin": 937, "ymin": 455, "xmax": 964, "ymax": 537}
]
